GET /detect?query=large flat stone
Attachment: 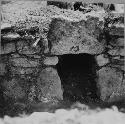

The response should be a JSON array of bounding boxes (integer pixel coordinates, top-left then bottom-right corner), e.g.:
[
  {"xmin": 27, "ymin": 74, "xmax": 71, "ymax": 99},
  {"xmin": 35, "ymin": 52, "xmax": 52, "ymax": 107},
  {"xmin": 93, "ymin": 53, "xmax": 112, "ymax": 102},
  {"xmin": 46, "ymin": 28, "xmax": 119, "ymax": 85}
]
[
  {"xmin": 48, "ymin": 18, "xmax": 105, "ymax": 55},
  {"xmin": 97, "ymin": 67, "xmax": 125, "ymax": 102},
  {"xmin": 36, "ymin": 67, "xmax": 63, "ymax": 102}
]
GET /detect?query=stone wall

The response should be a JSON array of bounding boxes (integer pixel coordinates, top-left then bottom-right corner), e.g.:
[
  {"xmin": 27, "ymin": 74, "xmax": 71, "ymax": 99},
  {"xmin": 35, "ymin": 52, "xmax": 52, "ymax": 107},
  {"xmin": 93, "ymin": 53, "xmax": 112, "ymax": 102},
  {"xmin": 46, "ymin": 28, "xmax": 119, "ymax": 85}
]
[
  {"xmin": 96, "ymin": 13, "xmax": 125, "ymax": 102},
  {"xmin": 0, "ymin": 1, "xmax": 124, "ymax": 106}
]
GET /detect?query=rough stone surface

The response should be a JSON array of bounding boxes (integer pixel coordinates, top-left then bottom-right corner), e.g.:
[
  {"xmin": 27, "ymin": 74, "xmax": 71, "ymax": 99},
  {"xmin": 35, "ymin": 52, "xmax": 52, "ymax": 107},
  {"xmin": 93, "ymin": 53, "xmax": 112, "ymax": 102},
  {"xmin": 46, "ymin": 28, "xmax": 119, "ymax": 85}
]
[
  {"xmin": 97, "ymin": 67, "xmax": 125, "ymax": 102},
  {"xmin": 1, "ymin": 33, "xmax": 20, "ymax": 42},
  {"xmin": 0, "ymin": 63, "xmax": 6, "ymax": 75},
  {"xmin": 109, "ymin": 27, "xmax": 124, "ymax": 36},
  {"xmin": 48, "ymin": 18, "xmax": 105, "ymax": 55},
  {"xmin": 108, "ymin": 48, "xmax": 125, "ymax": 56},
  {"xmin": 1, "ymin": 43, "xmax": 16, "ymax": 54},
  {"xmin": 96, "ymin": 54, "xmax": 109, "ymax": 66},
  {"xmin": 36, "ymin": 67, "xmax": 63, "ymax": 102},
  {"xmin": 16, "ymin": 40, "xmax": 41, "ymax": 55},
  {"xmin": 43, "ymin": 56, "xmax": 58, "ymax": 65},
  {"xmin": 110, "ymin": 58, "xmax": 124, "ymax": 66},
  {"xmin": 110, "ymin": 38, "xmax": 124, "ymax": 47},
  {"xmin": 108, "ymin": 56, "xmax": 124, "ymax": 71},
  {"xmin": 2, "ymin": 78, "xmax": 27, "ymax": 100},
  {"xmin": 0, "ymin": 1, "xmax": 124, "ymax": 105},
  {"xmin": 9, "ymin": 57, "xmax": 40, "ymax": 67},
  {"xmin": 10, "ymin": 66, "xmax": 39, "ymax": 75}
]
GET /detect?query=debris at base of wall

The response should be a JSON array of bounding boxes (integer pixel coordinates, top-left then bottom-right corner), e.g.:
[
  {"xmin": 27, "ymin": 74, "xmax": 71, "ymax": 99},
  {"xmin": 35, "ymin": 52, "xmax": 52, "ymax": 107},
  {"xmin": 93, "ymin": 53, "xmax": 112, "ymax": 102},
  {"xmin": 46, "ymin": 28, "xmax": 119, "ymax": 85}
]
[{"xmin": 1, "ymin": 104, "xmax": 125, "ymax": 124}]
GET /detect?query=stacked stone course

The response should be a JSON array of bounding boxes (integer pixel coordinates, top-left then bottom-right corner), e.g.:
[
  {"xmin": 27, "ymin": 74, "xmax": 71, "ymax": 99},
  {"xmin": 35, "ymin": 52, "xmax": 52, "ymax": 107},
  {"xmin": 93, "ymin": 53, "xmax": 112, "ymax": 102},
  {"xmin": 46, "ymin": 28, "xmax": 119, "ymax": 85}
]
[{"xmin": 0, "ymin": 1, "xmax": 124, "ymax": 105}]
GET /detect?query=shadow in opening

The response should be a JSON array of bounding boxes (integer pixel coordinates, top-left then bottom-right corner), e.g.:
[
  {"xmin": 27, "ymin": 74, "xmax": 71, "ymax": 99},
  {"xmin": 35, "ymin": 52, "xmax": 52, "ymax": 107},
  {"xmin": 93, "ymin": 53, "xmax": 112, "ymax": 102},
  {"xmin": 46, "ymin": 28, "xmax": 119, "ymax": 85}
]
[{"xmin": 56, "ymin": 53, "xmax": 99, "ymax": 103}]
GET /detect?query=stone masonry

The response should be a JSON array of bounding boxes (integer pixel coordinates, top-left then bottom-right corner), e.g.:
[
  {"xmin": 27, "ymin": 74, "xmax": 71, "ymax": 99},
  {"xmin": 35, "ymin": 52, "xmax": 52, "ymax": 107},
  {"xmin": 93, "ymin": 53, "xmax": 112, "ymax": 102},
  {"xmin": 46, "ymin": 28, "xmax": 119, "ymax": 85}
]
[{"xmin": 0, "ymin": 1, "xmax": 124, "ymax": 104}]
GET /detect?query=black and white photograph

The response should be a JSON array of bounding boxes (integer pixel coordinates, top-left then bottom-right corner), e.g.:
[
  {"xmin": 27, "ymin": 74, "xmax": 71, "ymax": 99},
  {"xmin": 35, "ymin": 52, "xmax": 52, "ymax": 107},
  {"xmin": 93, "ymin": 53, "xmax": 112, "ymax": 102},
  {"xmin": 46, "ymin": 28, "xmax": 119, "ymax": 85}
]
[{"xmin": 0, "ymin": 0, "xmax": 125, "ymax": 123}]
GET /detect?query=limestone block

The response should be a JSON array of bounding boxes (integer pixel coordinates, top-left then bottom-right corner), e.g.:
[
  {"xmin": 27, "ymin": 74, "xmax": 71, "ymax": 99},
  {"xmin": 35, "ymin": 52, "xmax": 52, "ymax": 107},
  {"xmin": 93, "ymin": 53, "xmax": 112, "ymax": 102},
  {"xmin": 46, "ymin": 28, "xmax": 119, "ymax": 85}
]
[
  {"xmin": 36, "ymin": 67, "xmax": 63, "ymax": 102},
  {"xmin": 48, "ymin": 18, "xmax": 105, "ymax": 55},
  {"xmin": 97, "ymin": 67, "xmax": 125, "ymax": 102},
  {"xmin": 43, "ymin": 56, "xmax": 58, "ymax": 65}
]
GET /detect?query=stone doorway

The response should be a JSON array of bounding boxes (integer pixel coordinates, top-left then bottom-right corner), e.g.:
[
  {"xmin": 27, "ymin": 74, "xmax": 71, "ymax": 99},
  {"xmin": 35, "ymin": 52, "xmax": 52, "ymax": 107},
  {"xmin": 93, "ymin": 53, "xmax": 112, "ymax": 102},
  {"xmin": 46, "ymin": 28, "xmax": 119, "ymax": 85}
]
[{"xmin": 56, "ymin": 54, "xmax": 99, "ymax": 103}]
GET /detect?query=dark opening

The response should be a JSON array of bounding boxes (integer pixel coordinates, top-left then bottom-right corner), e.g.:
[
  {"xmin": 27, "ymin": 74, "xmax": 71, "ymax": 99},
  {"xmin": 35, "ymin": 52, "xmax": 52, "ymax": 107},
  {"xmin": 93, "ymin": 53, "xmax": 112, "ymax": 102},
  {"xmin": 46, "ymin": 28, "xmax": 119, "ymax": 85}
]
[{"xmin": 56, "ymin": 53, "xmax": 99, "ymax": 103}]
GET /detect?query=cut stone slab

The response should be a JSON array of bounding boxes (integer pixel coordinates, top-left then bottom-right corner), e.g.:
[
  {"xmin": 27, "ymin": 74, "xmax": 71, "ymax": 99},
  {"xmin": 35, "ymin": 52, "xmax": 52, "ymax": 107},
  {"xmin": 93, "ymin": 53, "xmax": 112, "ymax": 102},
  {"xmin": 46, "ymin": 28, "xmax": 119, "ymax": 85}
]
[
  {"xmin": 43, "ymin": 56, "xmax": 58, "ymax": 65},
  {"xmin": 97, "ymin": 67, "xmax": 125, "ymax": 102},
  {"xmin": 36, "ymin": 67, "xmax": 63, "ymax": 102},
  {"xmin": 48, "ymin": 18, "xmax": 105, "ymax": 55}
]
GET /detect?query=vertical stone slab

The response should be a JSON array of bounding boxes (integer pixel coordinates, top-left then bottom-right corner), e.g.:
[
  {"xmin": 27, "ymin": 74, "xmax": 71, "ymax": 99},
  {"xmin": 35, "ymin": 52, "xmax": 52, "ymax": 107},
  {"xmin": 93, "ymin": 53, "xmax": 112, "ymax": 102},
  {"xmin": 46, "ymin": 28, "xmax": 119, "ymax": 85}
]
[
  {"xmin": 37, "ymin": 67, "xmax": 63, "ymax": 103},
  {"xmin": 97, "ymin": 67, "xmax": 125, "ymax": 102}
]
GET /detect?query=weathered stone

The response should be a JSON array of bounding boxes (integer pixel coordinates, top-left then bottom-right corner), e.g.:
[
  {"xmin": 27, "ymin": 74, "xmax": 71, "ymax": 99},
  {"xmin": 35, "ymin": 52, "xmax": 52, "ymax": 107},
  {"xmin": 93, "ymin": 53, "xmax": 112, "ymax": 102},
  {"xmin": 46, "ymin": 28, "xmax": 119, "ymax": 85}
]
[
  {"xmin": 110, "ymin": 38, "xmax": 124, "ymax": 47},
  {"xmin": 16, "ymin": 40, "xmax": 41, "ymax": 55},
  {"xmin": 1, "ymin": 22, "xmax": 12, "ymax": 30},
  {"xmin": 97, "ymin": 67, "xmax": 125, "ymax": 102},
  {"xmin": 1, "ymin": 43, "xmax": 16, "ymax": 54},
  {"xmin": 2, "ymin": 78, "xmax": 26, "ymax": 100},
  {"xmin": 9, "ymin": 57, "xmax": 40, "ymax": 67},
  {"xmin": 109, "ymin": 64, "xmax": 125, "ymax": 72},
  {"xmin": 107, "ymin": 56, "xmax": 124, "ymax": 71},
  {"xmin": 28, "ymin": 85, "xmax": 37, "ymax": 102},
  {"xmin": 43, "ymin": 56, "xmax": 58, "ymax": 65},
  {"xmin": 115, "ymin": 38, "xmax": 124, "ymax": 47},
  {"xmin": 108, "ymin": 48, "xmax": 125, "ymax": 56},
  {"xmin": 96, "ymin": 54, "xmax": 109, "ymax": 66},
  {"xmin": 48, "ymin": 18, "xmax": 105, "ymax": 55},
  {"xmin": 119, "ymin": 48, "xmax": 125, "ymax": 56},
  {"xmin": 1, "ymin": 32, "xmax": 20, "ymax": 42},
  {"xmin": 10, "ymin": 66, "xmax": 39, "ymax": 75},
  {"xmin": 111, "ymin": 58, "xmax": 124, "ymax": 65},
  {"xmin": 109, "ymin": 27, "xmax": 124, "ymax": 36},
  {"xmin": 36, "ymin": 67, "xmax": 63, "ymax": 102},
  {"xmin": 0, "ymin": 63, "xmax": 6, "ymax": 75},
  {"xmin": 114, "ymin": 4, "xmax": 124, "ymax": 13}
]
